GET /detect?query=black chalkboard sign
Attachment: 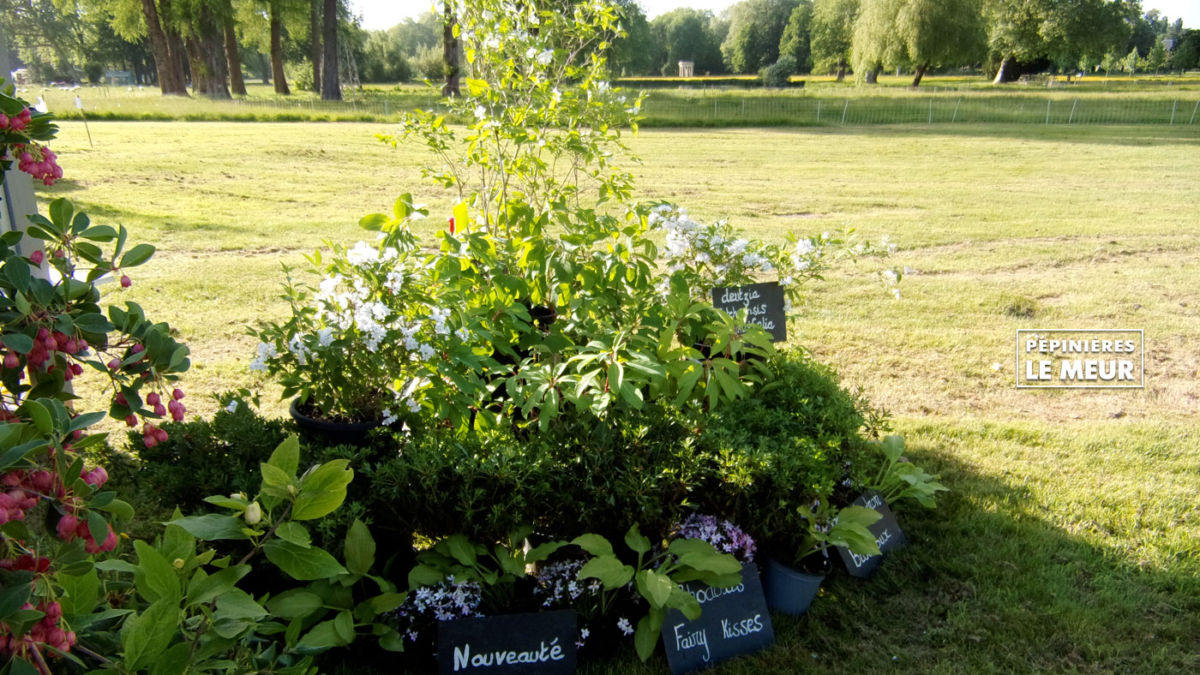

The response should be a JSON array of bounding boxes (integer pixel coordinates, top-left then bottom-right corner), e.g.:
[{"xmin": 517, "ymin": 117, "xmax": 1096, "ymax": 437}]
[
  {"xmin": 836, "ymin": 490, "xmax": 907, "ymax": 578},
  {"xmin": 660, "ymin": 562, "xmax": 775, "ymax": 674},
  {"xmin": 437, "ymin": 610, "xmax": 576, "ymax": 674},
  {"xmin": 711, "ymin": 282, "xmax": 787, "ymax": 342}
]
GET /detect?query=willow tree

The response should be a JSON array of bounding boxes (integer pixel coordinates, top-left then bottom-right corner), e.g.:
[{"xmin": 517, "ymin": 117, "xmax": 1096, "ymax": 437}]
[
  {"xmin": 811, "ymin": 0, "xmax": 859, "ymax": 80},
  {"xmin": 852, "ymin": 0, "xmax": 983, "ymax": 87}
]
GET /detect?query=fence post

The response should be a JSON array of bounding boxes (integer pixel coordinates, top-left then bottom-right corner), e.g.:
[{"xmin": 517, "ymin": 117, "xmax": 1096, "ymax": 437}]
[
  {"xmin": 841, "ymin": 99, "xmax": 848, "ymax": 125},
  {"xmin": 952, "ymin": 98, "xmax": 961, "ymax": 123},
  {"xmin": 1191, "ymin": 100, "xmax": 1199, "ymax": 125},
  {"xmin": 816, "ymin": 100, "xmax": 821, "ymax": 122},
  {"xmin": 1068, "ymin": 99, "xmax": 1077, "ymax": 124},
  {"xmin": 1045, "ymin": 98, "xmax": 1051, "ymax": 124},
  {"xmin": 928, "ymin": 98, "xmax": 933, "ymax": 124},
  {"xmin": 1170, "ymin": 100, "xmax": 1177, "ymax": 125}
]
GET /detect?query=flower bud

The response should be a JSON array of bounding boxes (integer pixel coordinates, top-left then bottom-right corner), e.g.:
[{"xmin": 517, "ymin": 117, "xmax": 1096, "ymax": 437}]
[{"xmin": 244, "ymin": 502, "xmax": 262, "ymax": 525}]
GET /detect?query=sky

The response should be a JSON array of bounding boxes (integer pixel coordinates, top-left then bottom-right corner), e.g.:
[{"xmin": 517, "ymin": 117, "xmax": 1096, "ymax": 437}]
[{"xmin": 349, "ymin": 0, "xmax": 1200, "ymax": 32}]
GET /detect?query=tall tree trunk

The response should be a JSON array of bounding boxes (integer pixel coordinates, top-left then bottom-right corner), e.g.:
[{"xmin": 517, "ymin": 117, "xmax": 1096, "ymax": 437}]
[
  {"xmin": 993, "ymin": 55, "xmax": 1011, "ymax": 84},
  {"xmin": 223, "ymin": 8, "xmax": 247, "ymax": 96},
  {"xmin": 159, "ymin": 0, "xmax": 190, "ymax": 92},
  {"xmin": 320, "ymin": 0, "xmax": 341, "ymax": 100},
  {"xmin": 442, "ymin": 5, "xmax": 460, "ymax": 97},
  {"xmin": 835, "ymin": 57, "xmax": 846, "ymax": 82},
  {"xmin": 141, "ymin": 0, "xmax": 187, "ymax": 95},
  {"xmin": 865, "ymin": 68, "xmax": 878, "ymax": 84},
  {"xmin": 269, "ymin": 3, "xmax": 290, "ymax": 95},
  {"xmin": 309, "ymin": 0, "xmax": 322, "ymax": 94},
  {"xmin": 911, "ymin": 62, "xmax": 927, "ymax": 87}
]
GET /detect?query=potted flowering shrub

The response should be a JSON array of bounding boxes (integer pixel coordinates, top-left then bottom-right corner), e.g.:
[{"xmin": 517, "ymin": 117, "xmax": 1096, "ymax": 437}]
[{"xmin": 762, "ymin": 500, "xmax": 881, "ymax": 615}]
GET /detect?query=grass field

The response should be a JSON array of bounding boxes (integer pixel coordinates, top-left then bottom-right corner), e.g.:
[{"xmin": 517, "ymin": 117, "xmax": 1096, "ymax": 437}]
[
  {"xmin": 25, "ymin": 75, "xmax": 1200, "ymax": 126},
  {"xmin": 35, "ymin": 119, "xmax": 1200, "ymax": 672}
]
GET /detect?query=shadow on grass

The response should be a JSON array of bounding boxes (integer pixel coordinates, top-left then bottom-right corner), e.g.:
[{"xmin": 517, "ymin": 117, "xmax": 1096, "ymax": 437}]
[{"xmin": 579, "ymin": 424, "xmax": 1200, "ymax": 674}]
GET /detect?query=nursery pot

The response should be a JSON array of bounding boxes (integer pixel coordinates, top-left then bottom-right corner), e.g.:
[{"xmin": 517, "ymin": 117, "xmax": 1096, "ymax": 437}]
[
  {"xmin": 289, "ymin": 399, "xmax": 381, "ymax": 446},
  {"xmin": 763, "ymin": 558, "xmax": 825, "ymax": 616}
]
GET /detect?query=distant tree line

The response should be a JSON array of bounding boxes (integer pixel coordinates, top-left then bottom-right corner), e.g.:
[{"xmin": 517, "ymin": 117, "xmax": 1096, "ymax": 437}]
[
  {"xmin": 0, "ymin": 0, "xmax": 354, "ymax": 99},
  {"xmin": 1, "ymin": 0, "xmax": 1197, "ymax": 95}
]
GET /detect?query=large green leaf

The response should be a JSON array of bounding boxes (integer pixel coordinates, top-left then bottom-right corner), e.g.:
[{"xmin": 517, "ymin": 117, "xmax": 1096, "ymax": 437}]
[
  {"xmin": 634, "ymin": 608, "xmax": 663, "ymax": 662},
  {"xmin": 344, "ymin": 519, "xmax": 375, "ymax": 576},
  {"xmin": 267, "ymin": 435, "xmax": 300, "ymax": 477},
  {"xmin": 121, "ymin": 597, "xmax": 180, "ymax": 671},
  {"xmin": 291, "ymin": 460, "xmax": 353, "ymax": 521},
  {"xmin": 570, "ymin": 533, "xmax": 614, "ymax": 557},
  {"xmin": 132, "ymin": 540, "xmax": 180, "ymax": 604},
  {"xmin": 213, "ymin": 588, "xmax": 268, "ymax": 621},
  {"xmin": 635, "ymin": 569, "xmax": 673, "ymax": 609},
  {"xmin": 186, "ymin": 565, "xmax": 250, "ymax": 607},
  {"xmin": 267, "ymin": 589, "xmax": 324, "ymax": 620},
  {"xmin": 263, "ymin": 539, "xmax": 348, "ymax": 581},
  {"xmin": 169, "ymin": 514, "xmax": 249, "ymax": 541},
  {"xmin": 578, "ymin": 555, "xmax": 634, "ymax": 590}
]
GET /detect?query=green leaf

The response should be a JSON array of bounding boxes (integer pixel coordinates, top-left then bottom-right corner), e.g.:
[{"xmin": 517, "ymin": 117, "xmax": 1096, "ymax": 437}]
[
  {"xmin": 359, "ymin": 213, "xmax": 389, "ymax": 231},
  {"xmin": 186, "ymin": 565, "xmax": 250, "ymax": 606},
  {"xmin": 133, "ymin": 540, "xmax": 180, "ymax": 604},
  {"xmin": 407, "ymin": 563, "xmax": 447, "ymax": 588},
  {"xmin": 364, "ymin": 592, "xmax": 407, "ymax": 617},
  {"xmin": 624, "ymin": 523, "xmax": 651, "ymax": 556},
  {"xmin": 668, "ymin": 586, "xmax": 702, "ymax": 621},
  {"xmin": 22, "ymin": 399, "xmax": 52, "ymax": 435},
  {"xmin": 669, "ymin": 538, "xmax": 743, "ymax": 575},
  {"xmin": 263, "ymin": 539, "xmax": 348, "ymax": 581},
  {"xmin": 344, "ymin": 519, "xmax": 375, "ymax": 577},
  {"xmin": 267, "ymin": 589, "xmax": 324, "ymax": 620},
  {"xmin": 443, "ymin": 534, "xmax": 477, "ymax": 567},
  {"xmin": 56, "ymin": 569, "xmax": 100, "ymax": 616},
  {"xmin": 636, "ymin": 569, "xmax": 673, "ymax": 608},
  {"xmin": 1, "ymin": 333, "xmax": 33, "ymax": 354},
  {"xmin": 292, "ymin": 460, "xmax": 353, "ymax": 521},
  {"xmin": 275, "ymin": 521, "xmax": 311, "ymax": 548},
  {"xmin": 148, "ymin": 643, "xmax": 190, "ymax": 675},
  {"xmin": 634, "ymin": 609, "xmax": 663, "ymax": 662},
  {"xmin": 260, "ymin": 461, "xmax": 294, "ymax": 497},
  {"xmin": 578, "ymin": 555, "xmax": 634, "ymax": 590},
  {"xmin": 296, "ymin": 612, "xmax": 355, "ymax": 651},
  {"xmin": 213, "ymin": 588, "xmax": 268, "ymax": 621},
  {"xmin": 49, "ymin": 198, "xmax": 73, "ymax": 229},
  {"xmin": 121, "ymin": 597, "xmax": 180, "ymax": 671},
  {"xmin": 119, "ymin": 243, "xmax": 156, "ymax": 268},
  {"xmin": 8, "ymin": 657, "xmax": 39, "ymax": 675},
  {"xmin": 267, "ymin": 435, "xmax": 300, "ymax": 478},
  {"xmin": 96, "ymin": 498, "xmax": 134, "ymax": 521},
  {"xmin": 168, "ymin": 514, "xmax": 250, "ymax": 541},
  {"xmin": 80, "ymin": 224, "xmax": 118, "ymax": 242},
  {"xmin": 465, "ymin": 78, "xmax": 490, "ymax": 96},
  {"xmin": 570, "ymin": 533, "xmax": 614, "ymax": 557},
  {"xmin": 72, "ymin": 312, "xmax": 113, "ymax": 334}
]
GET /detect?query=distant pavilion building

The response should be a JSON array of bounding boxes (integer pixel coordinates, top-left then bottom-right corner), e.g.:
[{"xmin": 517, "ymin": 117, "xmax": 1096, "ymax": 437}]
[{"xmin": 677, "ymin": 60, "xmax": 694, "ymax": 77}]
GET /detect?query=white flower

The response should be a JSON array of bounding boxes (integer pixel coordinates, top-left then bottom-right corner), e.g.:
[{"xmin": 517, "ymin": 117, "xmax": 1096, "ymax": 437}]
[
  {"xmin": 249, "ymin": 341, "xmax": 278, "ymax": 371},
  {"xmin": 347, "ymin": 241, "xmax": 378, "ymax": 265},
  {"xmin": 781, "ymin": 275, "xmax": 794, "ymax": 287},
  {"xmin": 455, "ymin": 327, "xmax": 470, "ymax": 341},
  {"xmin": 474, "ymin": 104, "xmax": 486, "ymax": 119},
  {"xmin": 882, "ymin": 269, "xmax": 898, "ymax": 284},
  {"xmin": 419, "ymin": 344, "xmax": 437, "ymax": 361},
  {"xmin": 381, "ymin": 408, "xmax": 397, "ymax": 426},
  {"xmin": 405, "ymin": 397, "xmax": 421, "ymax": 413},
  {"xmin": 892, "ymin": 288, "xmax": 902, "ymax": 300},
  {"xmin": 317, "ymin": 328, "xmax": 334, "ymax": 347},
  {"xmin": 536, "ymin": 49, "xmax": 553, "ymax": 65},
  {"xmin": 616, "ymin": 617, "xmax": 634, "ymax": 636},
  {"xmin": 225, "ymin": 400, "xmax": 239, "ymax": 413}
]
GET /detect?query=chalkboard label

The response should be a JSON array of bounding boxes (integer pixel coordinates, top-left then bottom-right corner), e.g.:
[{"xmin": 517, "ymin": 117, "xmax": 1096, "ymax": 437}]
[
  {"xmin": 660, "ymin": 562, "xmax": 775, "ymax": 674},
  {"xmin": 437, "ymin": 610, "xmax": 576, "ymax": 674},
  {"xmin": 711, "ymin": 282, "xmax": 787, "ymax": 342},
  {"xmin": 836, "ymin": 490, "xmax": 907, "ymax": 578}
]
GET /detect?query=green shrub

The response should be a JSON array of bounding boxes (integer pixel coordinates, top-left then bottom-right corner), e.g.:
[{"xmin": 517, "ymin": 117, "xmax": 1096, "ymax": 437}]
[{"xmin": 763, "ymin": 55, "xmax": 799, "ymax": 88}]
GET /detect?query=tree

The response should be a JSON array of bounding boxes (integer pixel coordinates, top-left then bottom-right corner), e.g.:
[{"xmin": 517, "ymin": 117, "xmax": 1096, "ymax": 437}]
[
  {"xmin": 1146, "ymin": 35, "xmax": 1166, "ymax": 73},
  {"xmin": 778, "ymin": 0, "xmax": 814, "ymax": 72},
  {"xmin": 265, "ymin": 0, "xmax": 289, "ymax": 94},
  {"xmin": 320, "ymin": 0, "xmax": 339, "ymax": 99},
  {"xmin": 648, "ymin": 8, "xmax": 725, "ymax": 75},
  {"xmin": 441, "ymin": 2, "xmax": 459, "ymax": 96},
  {"xmin": 985, "ymin": 0, "xmax": 1129, "ymax": 83},
  {"xmin": 811, "ymin": 0, "xmax": 859, "ymax": 80},
  {"xmin": 649, "ymin": 8, "xmax": 724, "ymax": 75},
  {"xmin": 175, "ymin": 0, "xmax": 232, "ymax": 98},
  {"xmin": 309, "ymin": 0, "xmax": 321, "ymax": 92},
  {"xmin": 222, "ymin": 0, "xmax": 247, "ymax": 95},
  {"xmin": 853, "ymin": 0, "xmax": 984, "ymax": 87},
  {"xmin": 1167, "ymin": 29, "xmax": 1200, "ymax": 72},
  {"xmin": 721, "ymin": 0, "xmax": 799, "ymax": 74},
  {"xmin": 609, "ymin": 0, "xmax": 655, "ymax": 76}
]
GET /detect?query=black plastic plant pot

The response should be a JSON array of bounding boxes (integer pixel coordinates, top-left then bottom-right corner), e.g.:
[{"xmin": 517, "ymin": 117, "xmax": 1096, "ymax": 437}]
[
  {"xmin": 530, "ymin": 304, "xmax": 557, "ymax": 329},
  {"xmin": 762, "ymin": 558, "xmax": 824, "ymax": 616},
  {"xmin": 289, "ymin": 398, "xmax": 381, "ymax": 447}
]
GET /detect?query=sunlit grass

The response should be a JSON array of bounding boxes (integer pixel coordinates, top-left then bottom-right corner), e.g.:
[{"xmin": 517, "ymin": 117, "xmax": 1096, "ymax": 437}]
[{"xmin": 38, "ymin": 120, "xmax": 1200, "ymax": 672}]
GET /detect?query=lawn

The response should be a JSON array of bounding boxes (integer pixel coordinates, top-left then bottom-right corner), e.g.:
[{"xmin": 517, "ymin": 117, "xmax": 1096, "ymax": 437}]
[{"xmin": 35, "ymin": 119, "xmax": 1200, "ymax": 672}]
